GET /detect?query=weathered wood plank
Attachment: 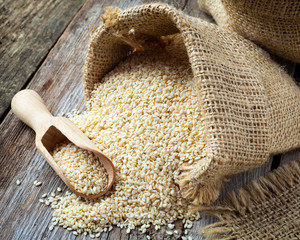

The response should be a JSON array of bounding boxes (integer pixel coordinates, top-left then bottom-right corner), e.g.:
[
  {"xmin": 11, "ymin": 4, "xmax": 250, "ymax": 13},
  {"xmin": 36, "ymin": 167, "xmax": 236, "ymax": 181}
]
[
  {"xmin": 280, "ymin": 149, "xmax": 300, "ymax": 166},
  {"xmin": 0, "ymin": 0, "xmax": 85, "ymax": 118}
]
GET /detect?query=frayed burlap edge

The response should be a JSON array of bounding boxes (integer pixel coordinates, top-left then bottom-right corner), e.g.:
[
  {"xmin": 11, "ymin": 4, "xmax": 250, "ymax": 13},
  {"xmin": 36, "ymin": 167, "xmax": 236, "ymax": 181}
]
[{"xmin": 198, "ymin": 159, "xmax": 300, "ymax": 239}]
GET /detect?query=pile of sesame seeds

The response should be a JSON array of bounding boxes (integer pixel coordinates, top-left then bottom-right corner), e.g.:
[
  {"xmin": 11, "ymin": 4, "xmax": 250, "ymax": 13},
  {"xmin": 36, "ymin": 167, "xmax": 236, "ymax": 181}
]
[
  {"xmin": 52, "ymin": 141, "xmax": 108, "ymax": 195},
  {"xmin": 43, "ymin": 38, "xmax": 206, "ymax": 238}
]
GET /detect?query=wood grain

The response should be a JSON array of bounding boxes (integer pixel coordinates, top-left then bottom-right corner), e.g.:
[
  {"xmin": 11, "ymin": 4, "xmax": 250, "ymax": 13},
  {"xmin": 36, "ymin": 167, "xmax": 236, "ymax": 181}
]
[
  {"xmin": 0, "ymin": 0, "xmax": 85, "ymax": 118},
  {"xmin": 0, "ymin": 0, "xmax": 298, "ymax": 239}
]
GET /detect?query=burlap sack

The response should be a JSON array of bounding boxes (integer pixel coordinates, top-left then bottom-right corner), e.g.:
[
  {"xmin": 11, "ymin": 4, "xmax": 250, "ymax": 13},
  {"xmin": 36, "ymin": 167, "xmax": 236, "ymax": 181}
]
[
  {"xmin": 198, "ymin": 0, "xmax": 300, "ymax": 63},
  {"xmin": 83, "ymin": 3, "xmax": 300, "ymax": 204}
]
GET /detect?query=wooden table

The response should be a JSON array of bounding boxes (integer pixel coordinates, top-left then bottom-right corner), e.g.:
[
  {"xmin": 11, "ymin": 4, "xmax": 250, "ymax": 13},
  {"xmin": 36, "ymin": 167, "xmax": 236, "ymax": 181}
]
[{"xmin": 1, "ymin": 0, "xmax": 299, "ymax": 239}]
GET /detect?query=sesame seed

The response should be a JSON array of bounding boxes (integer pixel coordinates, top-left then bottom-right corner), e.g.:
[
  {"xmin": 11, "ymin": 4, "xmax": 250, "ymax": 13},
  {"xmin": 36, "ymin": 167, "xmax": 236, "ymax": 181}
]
[
  {"xmin": 168, "ymin": 223, "xmax": 175, "ymax": 229},
  {"xmin": 16, "ymin": 180, "xmax": 21, "ymax": 185},
  {"xmin": 34, "ymin": 181, "xmax": 42, "ymax": 187},
  {"xmin": 57, "ymin": 187, "xmax": 62, "ymax": 192},
  {"xmin": 43, "ymin": 39, "xmax": 203, "ymax": 235}
]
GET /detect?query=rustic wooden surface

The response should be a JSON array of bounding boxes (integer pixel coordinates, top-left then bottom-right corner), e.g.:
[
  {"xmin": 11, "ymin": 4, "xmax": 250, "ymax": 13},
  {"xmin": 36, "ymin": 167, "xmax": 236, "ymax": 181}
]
[
  {"xmin": 0, "ymin": 0, "xmax": 85, "ymax": 118},
  {"xmin": 0, "ymin": 0, "xmax": 299, "ymax": 239}
]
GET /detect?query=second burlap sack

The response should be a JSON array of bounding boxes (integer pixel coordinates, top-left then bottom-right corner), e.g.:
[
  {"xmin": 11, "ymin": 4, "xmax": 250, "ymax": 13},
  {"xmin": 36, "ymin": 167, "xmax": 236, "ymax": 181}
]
[
  {"xmin": 198, "ymin": 0, "xmax": 300, "ymax": 63},
  {"xmin": 83, "ymin": 4, "xmax": 300, "ymax": 205}
]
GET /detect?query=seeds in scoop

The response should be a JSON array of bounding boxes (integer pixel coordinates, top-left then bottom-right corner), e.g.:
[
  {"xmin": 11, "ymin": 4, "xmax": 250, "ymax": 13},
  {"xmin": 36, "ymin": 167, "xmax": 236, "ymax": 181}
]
[{"xmin": 52, "ymin": 141, "xmax": 108, "ymax": 195}]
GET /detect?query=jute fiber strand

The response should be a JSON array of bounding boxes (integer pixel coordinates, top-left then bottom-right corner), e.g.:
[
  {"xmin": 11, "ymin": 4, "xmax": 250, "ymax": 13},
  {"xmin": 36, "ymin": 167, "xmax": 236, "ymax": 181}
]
[
  {"xmin": 198, "ymin": 0, "xmax": 300, "ymax": 63},
  {"xmin": 83, "ymin": 3, "xmax": 300, "ymax": 205},
  {"xmin": 200, "ymin": 159, "xmax": 300, "ymax": 239}
]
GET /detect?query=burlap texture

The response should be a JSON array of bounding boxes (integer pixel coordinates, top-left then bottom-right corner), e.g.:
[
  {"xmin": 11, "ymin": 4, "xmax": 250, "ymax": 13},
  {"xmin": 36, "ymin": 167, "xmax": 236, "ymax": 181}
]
[
  {"xmin": 201, "ymin": 159, "xmax": 300, "ymax": 239},
  {"xmin": 83, "ymin": 3, "xmax": 300, "ymax": 204},
  {"xmin": 198, "ymin": 0, "xmax": 300, "ymax": 63}
]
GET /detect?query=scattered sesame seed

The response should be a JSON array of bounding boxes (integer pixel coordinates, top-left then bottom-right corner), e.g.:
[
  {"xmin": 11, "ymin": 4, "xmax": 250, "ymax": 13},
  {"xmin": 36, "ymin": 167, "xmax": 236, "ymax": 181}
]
[
  {"xmin": 34, "ymin": 181, "xmax": 42, "ymax": 187},
  {"xmin": 166, "ymin": 230, "xmax": 173, "ymax": 235},
  {"xmin": 39, "ymin": 199, "xmax": 44, "ymax": 203},
  {"xmin": 16, "ymin": 180, "xmax": 21, "ymax": 185},
  {"xmin": 50, "ymin": 192, "xmax": 55, "ymax": 197},
  {"xmin": 49, "ymin": 225, "xmax": 54, "ymax": 231},
  {"xmin": 57, "ymin": 187, "xmax": 62, "ymax": 192},
  {"xmin": 42, "ymin": 193, "xmax": 47, "ymax": 198}
]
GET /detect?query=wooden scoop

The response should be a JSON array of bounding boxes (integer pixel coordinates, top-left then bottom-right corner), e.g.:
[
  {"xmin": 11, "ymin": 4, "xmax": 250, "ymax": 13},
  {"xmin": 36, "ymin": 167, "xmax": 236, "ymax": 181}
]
[{"xmin": 11, "ymin": 89, "xmax": 116, "ymax": 199}]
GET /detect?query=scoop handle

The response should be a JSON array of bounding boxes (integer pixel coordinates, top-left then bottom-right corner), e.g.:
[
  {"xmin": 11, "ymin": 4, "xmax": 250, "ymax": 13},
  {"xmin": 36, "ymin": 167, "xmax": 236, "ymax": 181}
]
[{"xmin": 11, "ymin": 90, "xmax": 53, "ymax": 133}]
